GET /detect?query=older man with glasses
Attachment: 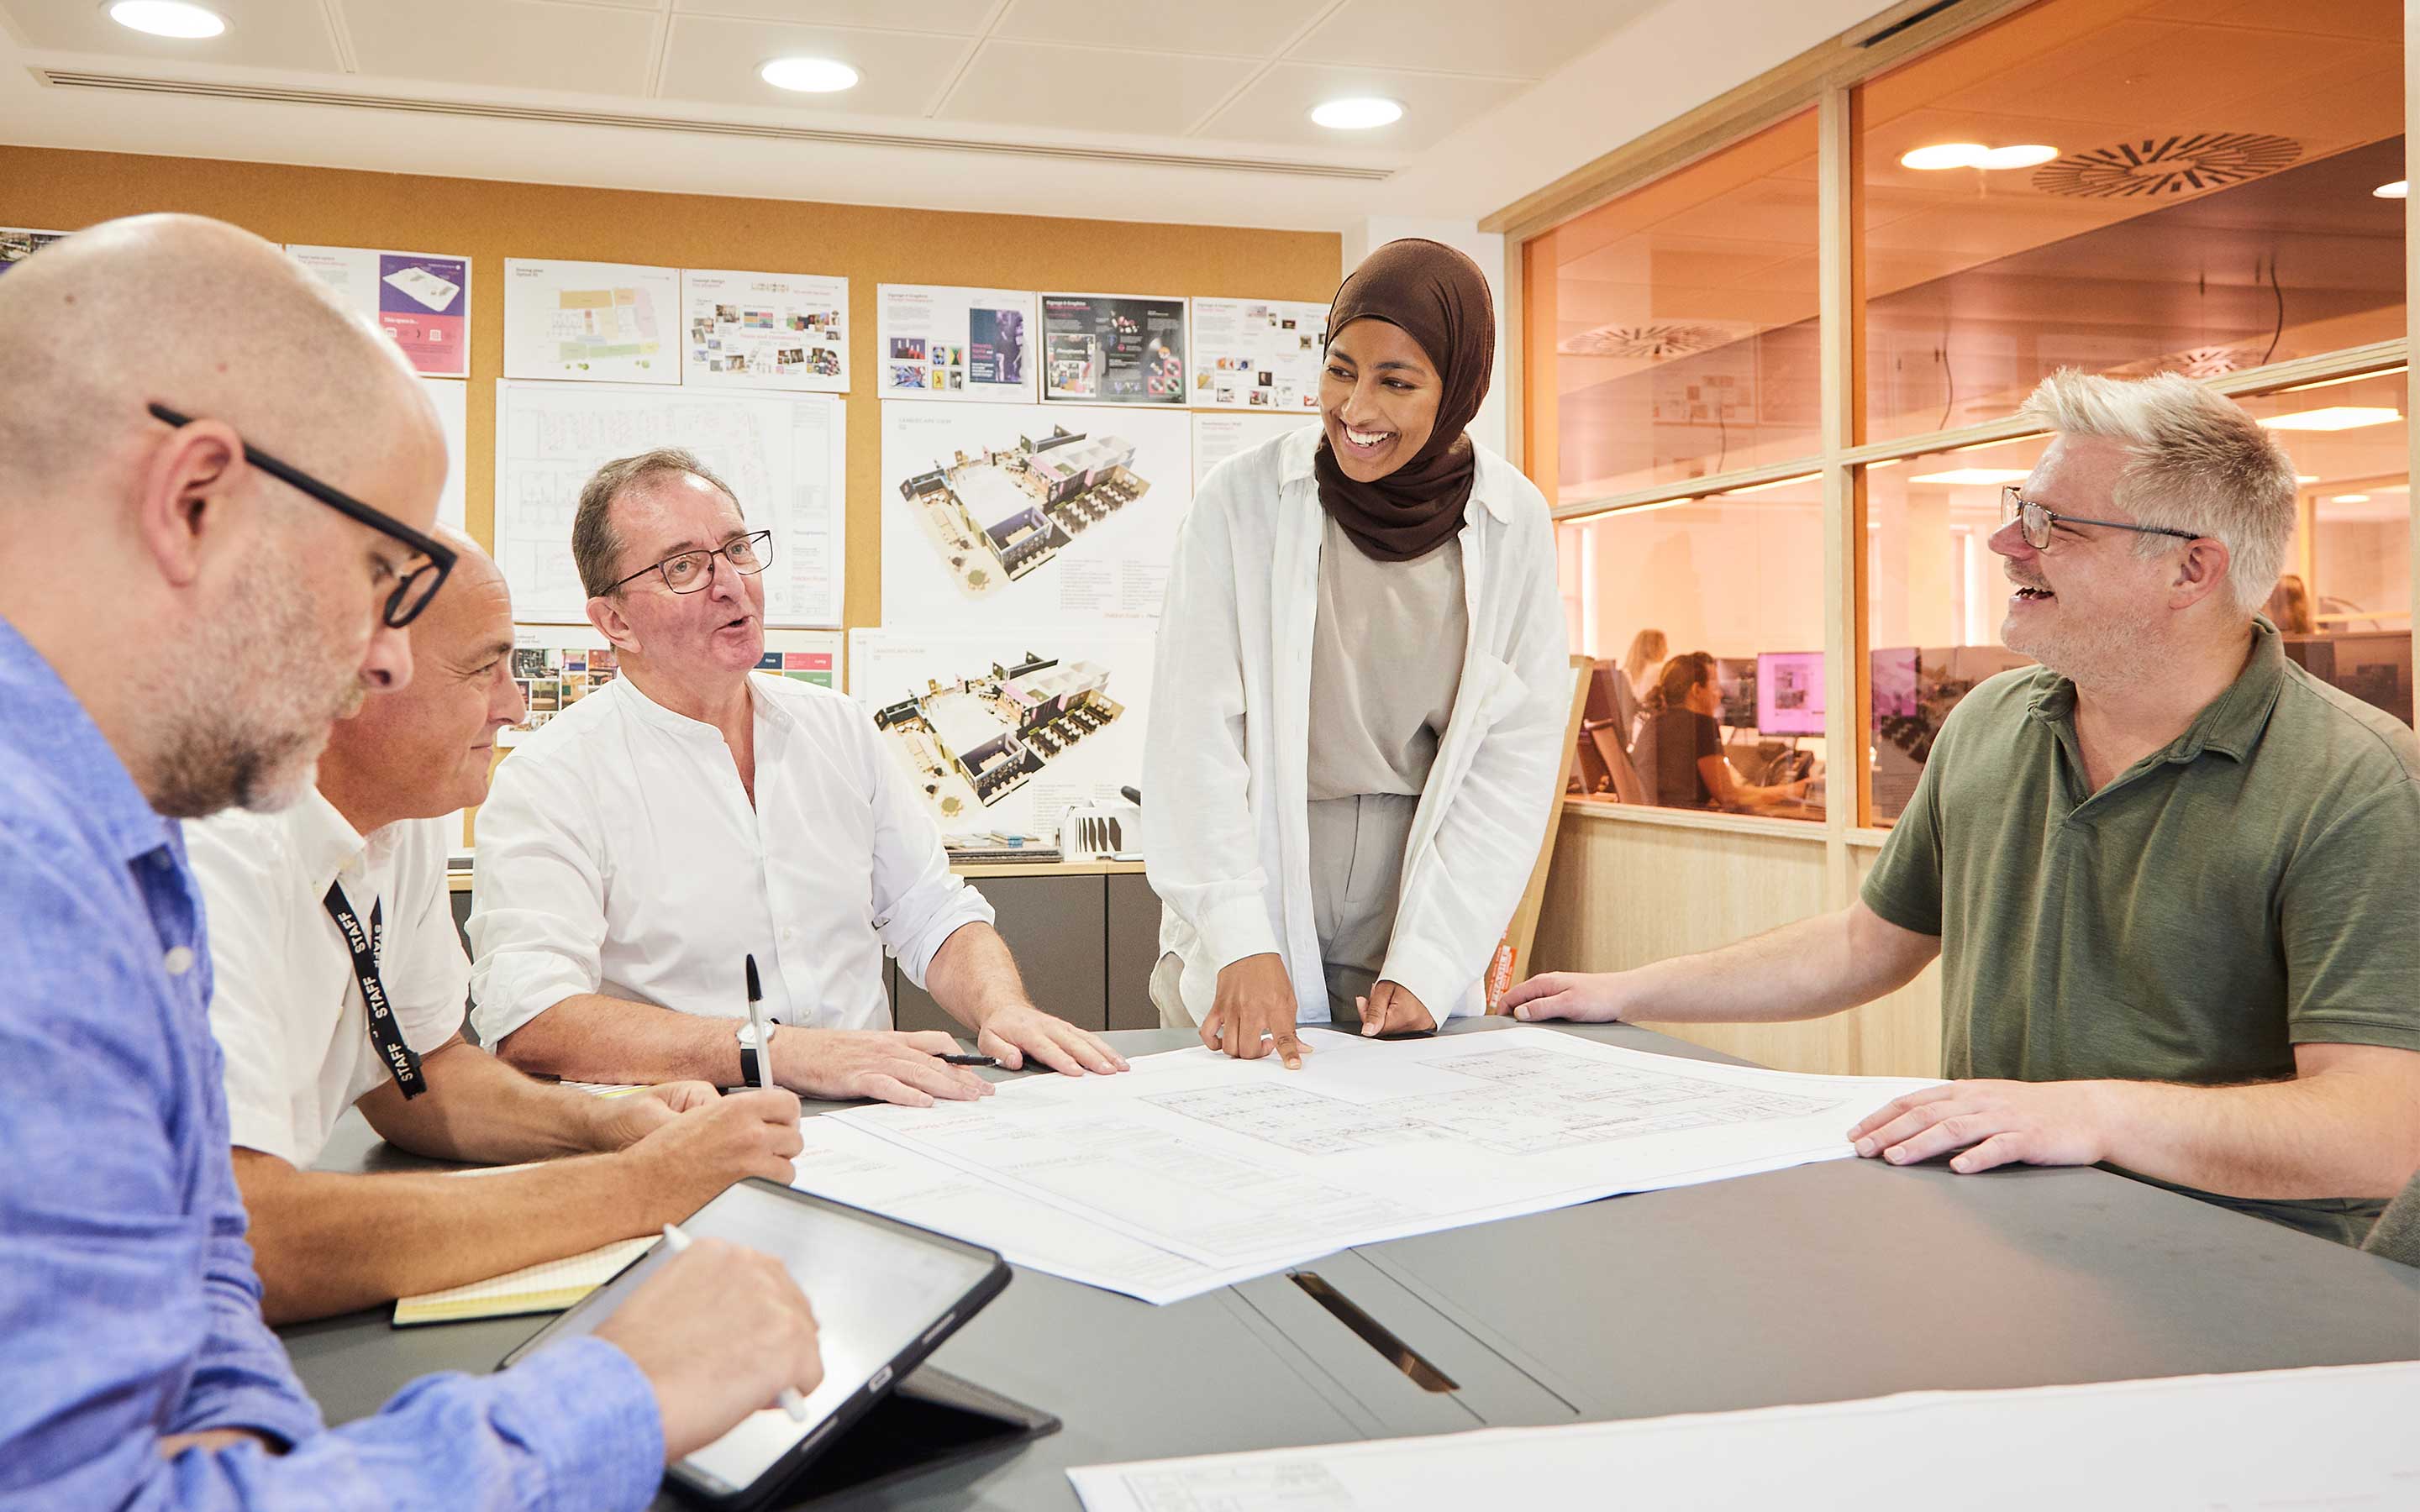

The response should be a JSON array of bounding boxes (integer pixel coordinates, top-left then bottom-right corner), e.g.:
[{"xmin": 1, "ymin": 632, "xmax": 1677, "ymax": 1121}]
[
  {"xmin": 1507, "ymin": 370, "xmax": 2420, "ymax": 1247},
  {"xmin": 469, "ymin": 449, "xmax": 1128, "ymax": 1103},
  {"xmin": 1, "ymin": 217, "xmax": 820, "ymax": 1509}
]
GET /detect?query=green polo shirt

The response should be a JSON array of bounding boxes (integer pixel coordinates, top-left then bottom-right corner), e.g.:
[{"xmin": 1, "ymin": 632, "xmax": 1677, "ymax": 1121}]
[{"xmin": 1863, "ymin": 619, "xmax": 2420, "ymax": 1247}]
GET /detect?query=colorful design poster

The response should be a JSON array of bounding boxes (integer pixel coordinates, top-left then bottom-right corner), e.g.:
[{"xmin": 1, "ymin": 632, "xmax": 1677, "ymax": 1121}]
[
  {"xmin": 288, "ymin": 245, "xmax": 472, "ymax": 377},
  {"xmin": 1190, "ymin": 297, "xmax": 1328, "ymax": 411},
  {"xmin": 1042, "ymin": 292, "xmax": 1188, "ymax": 405},
  {"xmin": 493, "ymin": 381, "xmax": 844, "ymax": 627},
  {"xmin": 850, "ymin": 629, "xmax": 1154, "ymax": 846},
  {"xmin": 502, "ymin": 259, "xmax": 678, "ymax": 382},
  {"xmin": 880, "ymin": 401, "xmax": 1192, "ymax": 632},
  {"xmin": 876, "ymin": 285, "xmax": 1035, "ymax": 403},
  {"xmin": 1192, "ymin": 412, "xmax": 1316, "ymax": 490},
  {"xmin": 681, "ymin": 269, "xmax": 849, "ymax": 393},
  {"xmin": 0, "ymin": 227, "xmax": 69, "ymax": 275}
]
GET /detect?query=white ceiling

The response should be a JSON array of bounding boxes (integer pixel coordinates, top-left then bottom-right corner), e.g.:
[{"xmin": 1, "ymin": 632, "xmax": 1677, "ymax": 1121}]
[{"xmin": 0, "ymin": 0, "xmax": 1893, "ymax": 231}]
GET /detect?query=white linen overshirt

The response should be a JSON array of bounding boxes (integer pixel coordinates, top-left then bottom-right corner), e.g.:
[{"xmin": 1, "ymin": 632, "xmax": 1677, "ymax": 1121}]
[
  {"xmin": 185, "ymin": 792, "xmax": 469, "ymax": 1168},
  {"xmin": 468, "ymin": 671, "xmax": 992, "ymax": 1045},
  {"xmin": 1143, "ymin": 426, "xmax": 1570, "ymax": 1025}
]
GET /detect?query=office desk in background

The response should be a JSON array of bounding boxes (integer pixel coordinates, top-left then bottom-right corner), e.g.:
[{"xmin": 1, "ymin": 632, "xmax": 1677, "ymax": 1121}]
[{"xmin": 286, "ymin": 1021, "xmax": 2420, "ymax": 1511}]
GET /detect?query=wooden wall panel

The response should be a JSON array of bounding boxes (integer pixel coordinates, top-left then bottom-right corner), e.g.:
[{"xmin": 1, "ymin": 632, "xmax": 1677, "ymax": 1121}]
[{"xmin": 0, "ymin": 145, "xmax": 1339, "ymax": 633}]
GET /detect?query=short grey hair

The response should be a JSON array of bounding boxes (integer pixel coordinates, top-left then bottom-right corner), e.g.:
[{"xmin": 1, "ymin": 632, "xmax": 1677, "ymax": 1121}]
[
  {"xmin": 571, "ymin": 448, "xmax": 740, "ymax": 597},
  {"xmin": 2017, "ymin": 370, "xmax": 2298, "ymax": 616}
]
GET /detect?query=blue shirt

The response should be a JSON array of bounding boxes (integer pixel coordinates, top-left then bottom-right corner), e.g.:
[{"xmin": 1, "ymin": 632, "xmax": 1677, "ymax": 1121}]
[{"xmin": 0, "ymin": 615, "xmax": 664, "ymax": 1510}]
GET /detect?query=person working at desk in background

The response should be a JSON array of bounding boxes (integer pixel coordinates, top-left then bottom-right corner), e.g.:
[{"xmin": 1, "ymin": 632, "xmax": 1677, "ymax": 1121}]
[
  {"xmin": 187, "ymin": 528, "xmax": 805, "ymax": 1325},
  {"xmin": 1144, "ymin": 239, "xmax": 1570, "ymax": 1069},
  {"xmin": 1507, "ymin": 371, "xmax": 2420, "ymax": 1247},
  {"xmin": 470, "ymin": 449, "xmax": 1129, "ymax": 1101},
  {"xmin": 1631, "ymin": 651, "xmax": 1811, "ymax": 813},
  {"xmin": 0, "ymin": 215, "xmax": 818, "ymax": 1509}
]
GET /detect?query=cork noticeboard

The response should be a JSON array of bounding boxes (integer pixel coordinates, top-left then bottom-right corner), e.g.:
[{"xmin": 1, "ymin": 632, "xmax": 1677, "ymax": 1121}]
[{"xmin": 0, "ymin": 144, "xmax": 1341, "ymax": 633}]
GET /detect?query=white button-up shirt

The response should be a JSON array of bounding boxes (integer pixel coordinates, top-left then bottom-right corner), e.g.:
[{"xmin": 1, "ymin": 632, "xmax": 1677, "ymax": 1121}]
[
  {"xmin": 185, "ymin": 791, "xmax": 469, "ymax": 1168},
  {"xmin": 468, "ymin": 672, "xmax": 992, "ymax": 1045}
]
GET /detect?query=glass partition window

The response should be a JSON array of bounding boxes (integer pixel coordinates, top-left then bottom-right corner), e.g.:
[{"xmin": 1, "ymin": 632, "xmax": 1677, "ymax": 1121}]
[
  {"xmin": 1858, "ymin": 0, "xmax": 2404, "ymax": 442},
  {"xmin": 1528, "ymin": 111, "xmax": 1822, "ymax": 505},
  {"xmin": 1567, "ymin": 477, "xmax": 1827, "ymax": 824}
]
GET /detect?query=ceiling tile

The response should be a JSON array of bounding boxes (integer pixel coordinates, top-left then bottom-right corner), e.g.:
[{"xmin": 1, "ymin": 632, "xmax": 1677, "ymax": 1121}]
[
  {"xmin": 659, "ymin": 14, "xmax": 974, "ymax": 114},
  {"xmin": 340, "ymin": 1, "xmax": 658, "ymax": 92},
  {"xmin": 938, "ymin": 39, "xmax": 1259, "ymax": 135},
  {"xmin": 668, "ymin": 0, "xmax": 998, "ymax": 31},
  {"xmin": 1196, "ymin": 61, "xmax": 1523, "ymax": 152},
  {"xmin": 992, "ymin": 0, "xmax": 1310, "ymax": 58},
  {"xmin": 1, "ymin": 0, "xmax": 339, "ymax": 71},
  {"xmin": 1286, "ymin": 0, "xmax": 1660, "ymax": 80}
]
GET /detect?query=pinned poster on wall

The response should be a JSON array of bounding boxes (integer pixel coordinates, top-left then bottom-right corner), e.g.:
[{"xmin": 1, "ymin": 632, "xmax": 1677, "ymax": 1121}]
[
  {"xmin": 502, "ymin": 258, "xmax": 680, "ymax": 383},
  {"xmin": 0, "ymin": 227, "xmax": 68, "ymax": 274},
  {"xmin": 288, "ymin": 244, "xmax": 472, "ymax": 378},
  {"xmin": 424, "ymin": 377, "xmax": 468, "ymax": 529},
  {"xmin": 1041, "ymin": 292, "xmax": 1188, "ymax": 405},
  {"xmin": 681, "ymin": 269, "xmax": 850, "ymax": 392},
  {"xmin": 879, "ymin": 401, "xmax": 1192, "ymax": 634},
  {"xmin": 1192, "ymin": 412, "xmax": 1316, "ymax": 490},
  {"xmin": 876, "ymin": 285, "xmax": 1036, "ymax": 403},
  {"xmin": 849, "ymin": 629, "xmax": 1155, "ymax": 845},
  {"xmin": 1190, "ymin": 297, "xmax": 1328, "ymax": 412}
]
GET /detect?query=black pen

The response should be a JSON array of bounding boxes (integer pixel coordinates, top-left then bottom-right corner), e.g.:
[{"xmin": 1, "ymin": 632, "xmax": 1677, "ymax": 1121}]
[
  {"xmin": 744, "ymin": 953, "xmax": 775, "ymax": 1090},
  {"xmin": 939, "ymin": 1053, "xmax": 1000, "ymax": 1068}
]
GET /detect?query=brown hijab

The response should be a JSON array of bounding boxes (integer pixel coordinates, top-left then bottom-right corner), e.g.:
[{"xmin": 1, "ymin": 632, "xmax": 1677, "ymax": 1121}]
[{"xmin": 1313, "ymin": 239, "xmax": 1497, "ymax": 562}]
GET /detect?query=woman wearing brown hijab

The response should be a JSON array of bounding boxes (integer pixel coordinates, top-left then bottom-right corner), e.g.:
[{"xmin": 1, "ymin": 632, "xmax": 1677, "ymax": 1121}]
[{"xmin": 1142, "ymin": 239, "xmax": 1570, "ymax": 1067}]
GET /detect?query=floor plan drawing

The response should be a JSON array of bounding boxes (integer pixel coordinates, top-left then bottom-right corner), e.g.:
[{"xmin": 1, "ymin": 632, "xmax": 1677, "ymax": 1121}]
[
  {"xmin": 896, "ymin": 425, "xmax": 1148, "ymax": 598},
  {"xmin": 871, "ymin": 650, "xmax": 1123, "ymax": 817}
]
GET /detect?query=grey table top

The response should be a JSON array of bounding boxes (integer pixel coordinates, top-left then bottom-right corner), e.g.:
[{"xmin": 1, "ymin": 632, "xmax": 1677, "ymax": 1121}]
[{"xmin": 286, "ymin": 1019, "xmax": 2420, "ymax": 1509}]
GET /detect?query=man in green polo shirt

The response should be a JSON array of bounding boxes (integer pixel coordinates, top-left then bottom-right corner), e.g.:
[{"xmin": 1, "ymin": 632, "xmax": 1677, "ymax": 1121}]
[{"xmin": 1505, "ymin": 370, "xmax": 2420, "ymax": 1247}]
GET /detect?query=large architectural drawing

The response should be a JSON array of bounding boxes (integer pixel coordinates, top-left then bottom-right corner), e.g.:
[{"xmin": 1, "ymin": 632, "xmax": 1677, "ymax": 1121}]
[
  {"xmin": 895, "ymin": 426, "xmax": 1149, "ymax": 597},
  {"xmin": 871, "ymin": 651, "xmax": 1123, "ymax": 820}
]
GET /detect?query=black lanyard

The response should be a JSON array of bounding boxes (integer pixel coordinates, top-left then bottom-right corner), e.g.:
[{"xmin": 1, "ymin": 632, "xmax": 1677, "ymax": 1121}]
[{"xmin": 320, "ymin": 882, "xmax": 427, "ymax": 1099}]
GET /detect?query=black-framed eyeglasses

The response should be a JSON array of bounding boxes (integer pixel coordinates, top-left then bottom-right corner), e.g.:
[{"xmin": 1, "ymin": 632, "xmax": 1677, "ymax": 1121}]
[
  {"xmin": 2000, "ymin": 486, "xmax": 2203, "ymax": 553},
  {"xmin": 149, "ymin": 402, "xmax": 456, "ymax": 628},
  {"xmin": 603, "ymin": 530, "xmax": 775, "ymax": 596}
]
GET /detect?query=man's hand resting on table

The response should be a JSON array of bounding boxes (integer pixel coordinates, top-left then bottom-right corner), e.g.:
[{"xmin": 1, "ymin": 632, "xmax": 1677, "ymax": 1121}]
[
  {"xmin": 772, "ymin": 1027, "xmax": 995, "ymax": 1108},
  {"xmin": 593, "ymin": 1237, "xmax": 824, "ymax": 1462},
  {"xmin": 972, "ymin": 1002, "xmax": 1131, "ymax": 1077},
  {"xmin": 1202, "ymin": 953, "xmax": 1310, "ymax": 1069},
  {"xmin": 1499, "ymin": 970, "xmax": 1635, "ymax": 1024}
]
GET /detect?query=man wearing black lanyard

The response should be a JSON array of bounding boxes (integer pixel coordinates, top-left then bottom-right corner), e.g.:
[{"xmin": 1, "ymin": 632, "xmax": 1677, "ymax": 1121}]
[{"xmin": 187, "ymin": 532, "xmax": 804, "ymax": 1324}]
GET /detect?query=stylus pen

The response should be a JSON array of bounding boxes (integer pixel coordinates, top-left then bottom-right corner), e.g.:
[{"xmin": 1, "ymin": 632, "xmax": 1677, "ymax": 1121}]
[
  {"xmin": 938, "ymin": 1053, "xmax": 999, "ymax": 1068},
  {"xmin": 744, "ymin": 954, "xmax": 774, "ymax": 1091},
  {"xmin": 660, "ymin": 1223, "xmax": 810, "ymax": 1423}
]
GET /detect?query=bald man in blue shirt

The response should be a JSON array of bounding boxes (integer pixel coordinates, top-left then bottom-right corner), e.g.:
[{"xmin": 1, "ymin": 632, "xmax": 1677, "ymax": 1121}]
[{"xmin": 0, "ymin": 215, "xmax": 821, "ymax": 1509}]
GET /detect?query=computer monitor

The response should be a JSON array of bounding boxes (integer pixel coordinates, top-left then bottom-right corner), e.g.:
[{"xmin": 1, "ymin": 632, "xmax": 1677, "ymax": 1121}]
[
  {"xmin": 2284, "ymin": 632, "xmax": 2414, "ymax": 727},
  {"xmin": 1756, "ymin": 651, "xmax": 1824, "ymax": 737},
  {"xmin": 1714, "ymin": 657, "xmax": 1757, "ymax": 727}
]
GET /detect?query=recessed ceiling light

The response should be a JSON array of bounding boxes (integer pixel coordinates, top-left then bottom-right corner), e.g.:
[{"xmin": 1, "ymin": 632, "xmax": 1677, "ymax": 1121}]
[
  {"xmin": 2295, "ymin": 474, "xmax": 2318, "ymax": 483},
  {"xmin": 1979, "ymin": 144, "xmax": 2058, "ymax": 170},
  {"xmin": 2330, "ymin": 493, "xmax": 2372, "ymax": 504},
  {"xmin": 108, "ymin": 1, "xmax": 226, "ymax": 38},
  {"xmin": 2256, "ymin": 407, "xmax": 2402, "ymax": 432},
  {"xmin": 2375, "ymin": 180, "xmax": 2408, "ymax": 199},
  {"xmin": 759, "ymin": 56, "xmax": 859, "ymax": 93},
  {"xmin": 1311, "ymin": 97, "xmax": 1403, "ymax": 131},
  {"xmin": 1907, "ymin": 467, "xmax": 2031, "ymax": 486},
  {"xmin": 1901, "ymin": 143, "xmax": 1986, "ymax": 171}
]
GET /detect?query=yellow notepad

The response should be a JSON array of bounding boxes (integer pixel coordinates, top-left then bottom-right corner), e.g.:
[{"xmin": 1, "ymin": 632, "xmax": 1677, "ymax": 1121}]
[{"xmin": 392, "ymin": 1236, "xmax": 654, "ymax": 1327}]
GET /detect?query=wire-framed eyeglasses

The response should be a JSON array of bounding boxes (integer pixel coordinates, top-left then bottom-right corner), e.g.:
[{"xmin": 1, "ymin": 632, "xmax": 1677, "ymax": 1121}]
[
  {"xmin": 2000, "ymin": 486, "xmax": 2203, "ymax": 553},
  {"xmin": 148, "ymin": 402, "xmax": 455, "ymax": 628},
  {"xmin": 603, "ymin": 530, "xmax": 775, "ymax": 595}
]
